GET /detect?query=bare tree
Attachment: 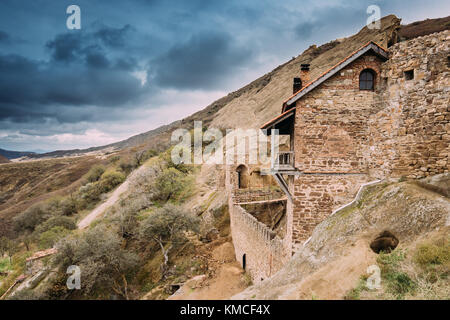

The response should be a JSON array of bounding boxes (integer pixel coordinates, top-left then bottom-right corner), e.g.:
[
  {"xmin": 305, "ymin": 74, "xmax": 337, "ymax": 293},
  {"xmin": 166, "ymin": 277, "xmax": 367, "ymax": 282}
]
[{"xmin": 139, "ymin": 204, "xmax": 199, "ymax": 278}]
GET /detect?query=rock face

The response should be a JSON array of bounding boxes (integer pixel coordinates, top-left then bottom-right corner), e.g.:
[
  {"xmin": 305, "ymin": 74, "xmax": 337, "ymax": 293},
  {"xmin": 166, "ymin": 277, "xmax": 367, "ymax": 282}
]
[{"xmin": 232, "ymin": 174, "xmax": 450, "ymax": 300}]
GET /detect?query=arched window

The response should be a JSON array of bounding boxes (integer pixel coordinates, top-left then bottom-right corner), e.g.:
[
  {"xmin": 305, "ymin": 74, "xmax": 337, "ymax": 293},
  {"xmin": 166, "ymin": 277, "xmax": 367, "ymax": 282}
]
[{"xmin": 359, "ymin": 69, "xmax": 375, "ymax": 90}]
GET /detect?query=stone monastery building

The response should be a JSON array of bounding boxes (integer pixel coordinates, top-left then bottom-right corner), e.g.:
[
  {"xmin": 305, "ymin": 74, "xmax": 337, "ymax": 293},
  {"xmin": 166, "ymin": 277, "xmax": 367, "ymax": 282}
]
[{"xmin": 226, "ymin": 30, "xmax": 449, "ymax": 283}]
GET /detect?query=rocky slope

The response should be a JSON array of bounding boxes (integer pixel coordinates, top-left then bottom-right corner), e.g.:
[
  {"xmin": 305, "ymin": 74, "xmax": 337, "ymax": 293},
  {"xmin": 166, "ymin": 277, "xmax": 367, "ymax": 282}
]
[{"xmin": 232, "ymin": 174, "xmax": 450, "ymax": 300}]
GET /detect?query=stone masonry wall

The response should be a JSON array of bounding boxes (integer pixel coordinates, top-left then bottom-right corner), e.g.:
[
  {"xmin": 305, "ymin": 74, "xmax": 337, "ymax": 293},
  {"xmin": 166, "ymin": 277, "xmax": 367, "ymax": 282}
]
[
  {"xmin": 226, "ymin": 165, "xmax": 289, "ymax": 283},
  {"xmin": 379, "ymin": 30, "xmax": 449, "ymax": 178},
  {"xmin": 289, "ymin": 53, "xmax": 384, "ymax": 248},
  {"xmin": 226, "ymin": 31, "xmax": 449, "ymax": 280},
  {"xmin": 291, "ymin": 174, "xmax": 368, "ymax": 248},
  {"xmin": 230, "ymin": 204, "xmax": 287, "ymax": 284},
  {"xmin": 287, "ymin": 31, "xmax": 449, "ymax": 249},
  {"xmin": 294, "ymin": 53, "xmax": 386, "ymax": 174}
]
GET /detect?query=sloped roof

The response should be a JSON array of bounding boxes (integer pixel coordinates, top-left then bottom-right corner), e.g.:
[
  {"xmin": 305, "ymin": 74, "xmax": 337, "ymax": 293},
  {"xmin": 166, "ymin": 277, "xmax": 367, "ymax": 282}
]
[
  {"xmin": 281, "ymin": 41, "xmax": 389, "ymax": 112},
  {"xmin": 260, "ymin": 108, "xmax": 295, "ymax": 131}
]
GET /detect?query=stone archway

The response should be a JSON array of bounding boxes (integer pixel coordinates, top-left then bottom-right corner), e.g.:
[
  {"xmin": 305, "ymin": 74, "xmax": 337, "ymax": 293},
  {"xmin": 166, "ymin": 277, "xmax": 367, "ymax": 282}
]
[{"xmin": 236, "ymin": 164, "xmax": 249, "ymax": 189}]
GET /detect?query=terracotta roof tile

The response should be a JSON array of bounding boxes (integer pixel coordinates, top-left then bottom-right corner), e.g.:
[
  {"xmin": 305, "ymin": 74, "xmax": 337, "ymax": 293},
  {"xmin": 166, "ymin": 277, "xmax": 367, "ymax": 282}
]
[{"xmin": 26, "ymin": 248, "xmax": 58, "ymax": 262}]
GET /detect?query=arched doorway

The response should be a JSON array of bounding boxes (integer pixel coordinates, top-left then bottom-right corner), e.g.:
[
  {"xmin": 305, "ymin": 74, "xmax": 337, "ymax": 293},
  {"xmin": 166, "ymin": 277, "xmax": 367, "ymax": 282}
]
[{"xmin": 236, "ymin": 165, "xmax": 249, "ymax": 189}]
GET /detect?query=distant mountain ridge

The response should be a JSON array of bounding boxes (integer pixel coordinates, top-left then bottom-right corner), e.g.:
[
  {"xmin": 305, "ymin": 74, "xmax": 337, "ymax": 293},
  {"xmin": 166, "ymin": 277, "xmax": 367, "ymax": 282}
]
[{"xmin": 0, "ymin": 148, "xmax": 36, "ymax": 160}]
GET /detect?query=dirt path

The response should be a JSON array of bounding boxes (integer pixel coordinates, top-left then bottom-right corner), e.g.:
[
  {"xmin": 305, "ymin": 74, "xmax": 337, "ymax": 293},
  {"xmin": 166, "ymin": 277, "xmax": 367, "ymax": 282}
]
[
  {"xmin": 77, "ymin": 165, "xmax": 144, "ymax": 229},
  {"xmin": 168, "ymin": 241, "xmax": 249, "ymax": 300}
]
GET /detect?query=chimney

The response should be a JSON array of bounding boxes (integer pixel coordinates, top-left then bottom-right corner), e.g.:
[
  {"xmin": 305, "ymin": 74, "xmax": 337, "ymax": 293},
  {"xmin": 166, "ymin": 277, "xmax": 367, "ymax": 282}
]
[
  {"xmin": 293, "ymin": 77, "xmax": 302, "ymax": 94},
  {"xmin": 300, "ymin": 63, "xmax": 310, "ymax": 85}
]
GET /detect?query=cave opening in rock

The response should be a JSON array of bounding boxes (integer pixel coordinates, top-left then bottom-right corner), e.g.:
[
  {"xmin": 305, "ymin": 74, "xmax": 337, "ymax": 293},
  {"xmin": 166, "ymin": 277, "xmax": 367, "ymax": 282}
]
[{"xmin": 370, "ymin": 230, "xmax": 399, "ymax": 254}]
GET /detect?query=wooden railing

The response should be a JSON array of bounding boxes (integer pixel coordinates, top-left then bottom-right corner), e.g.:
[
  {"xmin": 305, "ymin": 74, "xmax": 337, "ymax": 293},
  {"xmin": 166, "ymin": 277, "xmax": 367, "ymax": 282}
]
[{"xmin": 273, "ymin": 151, "xmax": 294, "ymax": 170}]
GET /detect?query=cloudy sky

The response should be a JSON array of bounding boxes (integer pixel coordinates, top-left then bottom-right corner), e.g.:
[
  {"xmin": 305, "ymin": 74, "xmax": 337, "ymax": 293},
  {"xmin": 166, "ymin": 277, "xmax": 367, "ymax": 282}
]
[{"xmin": 0, "ymin": 0, "xmax": 448, "ymax": 152}]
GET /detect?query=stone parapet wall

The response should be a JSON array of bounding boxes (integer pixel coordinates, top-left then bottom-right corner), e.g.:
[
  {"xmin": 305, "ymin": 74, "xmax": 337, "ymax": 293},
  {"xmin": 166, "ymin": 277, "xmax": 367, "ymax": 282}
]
[
  {"xmin": 230, "ymin": 204, "xmax": 287, "ymax": 284},
  {"xmin": 232, "ymin": 188, "xmax": 284, "ymax": 203}
]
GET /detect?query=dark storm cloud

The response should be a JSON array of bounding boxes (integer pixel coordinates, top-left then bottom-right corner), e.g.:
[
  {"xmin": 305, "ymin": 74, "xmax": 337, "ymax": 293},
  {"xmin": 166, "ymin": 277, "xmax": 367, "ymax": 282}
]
[
  {"xmin": 294, "ymin": 22, "xmax": 316, "ymax": 39},
  {"xmin": 46, "ymin": 33, "xmax": 84, "ymax": 63},
  {"xmin": 95, "ymin": 25, "xmax": 134, "ymax": 48},
  {"xmin": 293, "ymin": 2, "xmax": 368, "ymax": 40},
  {"xmin": 0, "ymin": 0, "xmax": 448, "ymax": 151},
  {"xmin": 151, "ymin": 32, "xmax": 253, "ymax": 90},
  {"xmin": 0, "ymin": 21, "xmax": 152, "ymax": 125},
  {"xmin": 0, "ymin": 30, "xmax": 11, "ymax": 44},
  {"xmin": 0, "ymin": 52, "xmax": 143, "ymax": 123}
]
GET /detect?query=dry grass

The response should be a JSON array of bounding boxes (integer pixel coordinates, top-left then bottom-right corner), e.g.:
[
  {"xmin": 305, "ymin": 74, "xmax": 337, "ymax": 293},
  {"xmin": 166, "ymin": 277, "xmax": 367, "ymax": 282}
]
[
  {"xmin": 347, "ymin": 233, "xmax": 450, "ymax": 300},
  {"xmin": 0, "ymin": 156, "xmax": 105, "ymax": 237}
]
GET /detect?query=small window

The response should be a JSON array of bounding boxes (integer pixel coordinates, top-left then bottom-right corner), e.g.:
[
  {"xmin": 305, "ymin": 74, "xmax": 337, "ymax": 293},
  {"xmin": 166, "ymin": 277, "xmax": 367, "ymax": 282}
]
[
  {"xmin": 404, "ymin": 70, "xmax": 414, "ymax": 80},
  {"xmin": 359, "ymin": 69, "xmax": 375, "ymax": 90}
]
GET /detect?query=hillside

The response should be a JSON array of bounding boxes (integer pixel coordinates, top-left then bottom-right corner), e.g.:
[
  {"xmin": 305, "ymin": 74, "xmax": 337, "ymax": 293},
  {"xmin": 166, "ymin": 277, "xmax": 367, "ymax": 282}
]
[
  {"xmin": 24, "ymin": 15, "xmax": 450, "ymax": 160},
  {"xmin": 0, "ymin": 155, "xmax": 9, "ymax": 164},
  {"xmin": 0, "ymin": 14, "xmax": 448, "ymax": 301},
  {"xmin": 233, "ymin": 174, "xmax": 450, "ymax": 300},
  {"xmin": 0, "ymin": 156, "xmax": 105, "ymax": 237}
]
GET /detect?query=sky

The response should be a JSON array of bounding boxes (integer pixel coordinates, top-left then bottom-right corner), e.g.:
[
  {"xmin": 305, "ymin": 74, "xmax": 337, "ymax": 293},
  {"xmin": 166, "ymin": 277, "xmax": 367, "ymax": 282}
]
[{"xmin": 0, "ymin": 0, "xmax": 448, "ymax": 152}]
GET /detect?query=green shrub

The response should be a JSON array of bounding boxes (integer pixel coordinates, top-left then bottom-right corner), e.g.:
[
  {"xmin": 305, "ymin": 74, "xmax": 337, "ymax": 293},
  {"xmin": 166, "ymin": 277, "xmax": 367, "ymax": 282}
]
[
  {"xmin": 54, "ymin": 225, "xmax": 139, "ymax": 299},
  {"xmin": 0, "ymin": 257, "xmax": 12, "ymax": 273},
  {"xmin": 39, "ymin": 226, "xmax": 70, "ymax": 249},
  {"xmin": 99, "ymin": 170, "xmax": 126, "ymax": 193},
  {"xmin": 35, "ymin": 216, "xmax": 76, "ymax": 234},
  {"xmin": 79, "ymin": 182, "xmax": 103, "ymax": 204},
  {"xmin": 153, "ymin": 168, "xmax": 192, "ymax": 202},
  {"xmin": 344, "ymin": 276, "xmax": 369, "ymax": 300},
  {"xmin": 377, "ymin": 250, "xmax": 416, "ymax": 298},
  {"xmin": 108, "ymin": 155, "xmax": 121, "ymax": 164},
  {"xmin": 414, "ymin": 241, "xmax": 450, "ymax": 268},
  {"xmin": 134, "ymin": 149, "xmax": 158, "ymax": 167},
  {"xmin": 85, "ymin": 165, "xmax": 105, "ymax": 183},
  {"xmin": 160, "ymin": 147, "xmax": 190, "ymax": 173},
  {"xmin": 385, "ymin": 272, "xmax": 416, "ymax": 297},
  {"xmin": 119, "ymin": 159, "xmax": 135, "ymax": 174},
  {"xmin": 60, "ymin": 196, "xmax": 78, "ymax": 216},
  {"xmin": 13, "ymin": 205, "xmax": 49, "ymax": 233},
  {"xmin": 139, "ymin": 204, "xmax": 199, "ymax": 277}
]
